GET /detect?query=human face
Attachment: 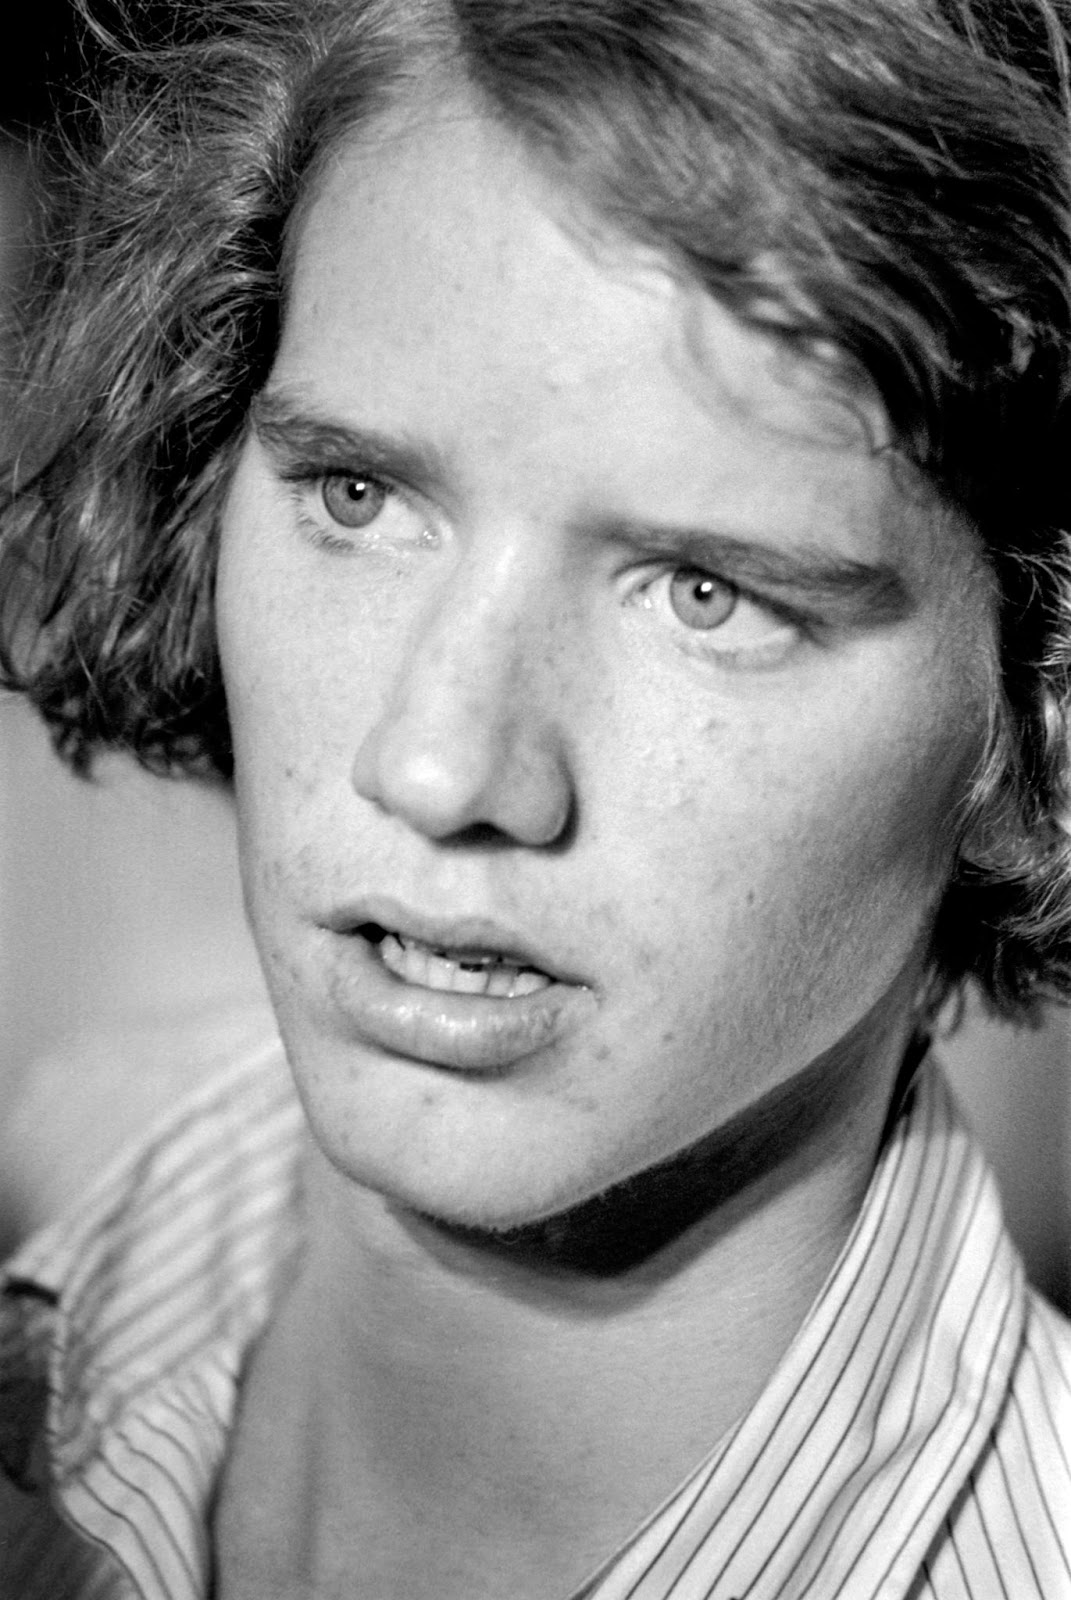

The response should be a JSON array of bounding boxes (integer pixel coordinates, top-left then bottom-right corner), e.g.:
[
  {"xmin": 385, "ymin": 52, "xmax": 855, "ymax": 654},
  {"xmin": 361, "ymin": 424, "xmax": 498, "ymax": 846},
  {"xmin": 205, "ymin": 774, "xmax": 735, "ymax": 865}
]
[{"xmin": 217, "ymin": 105, "xmax": 993, "ymax": 1230}]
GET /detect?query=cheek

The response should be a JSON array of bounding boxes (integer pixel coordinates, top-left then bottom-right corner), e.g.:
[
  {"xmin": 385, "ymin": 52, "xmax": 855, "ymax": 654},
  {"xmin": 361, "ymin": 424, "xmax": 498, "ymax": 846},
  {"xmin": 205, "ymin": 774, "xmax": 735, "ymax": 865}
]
[
  {"xmin": 219, "ymin": 546, "xmax": 373, "ymax": 815},
  {"xmin": 218, "ymin": 564, "xmax": 331, "ymax": 914},
  {"xmin": 603, "ymin": 663, "xmax": 980, "ymax": 1029}
]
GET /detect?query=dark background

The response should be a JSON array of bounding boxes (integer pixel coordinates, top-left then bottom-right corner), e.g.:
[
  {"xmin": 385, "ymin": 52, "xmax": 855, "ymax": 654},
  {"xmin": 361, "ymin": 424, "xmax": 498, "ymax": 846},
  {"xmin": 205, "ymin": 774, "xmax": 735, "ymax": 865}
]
[{"xmin": 2, "ymin": 1, "xmax": 90, "ymax": 138}]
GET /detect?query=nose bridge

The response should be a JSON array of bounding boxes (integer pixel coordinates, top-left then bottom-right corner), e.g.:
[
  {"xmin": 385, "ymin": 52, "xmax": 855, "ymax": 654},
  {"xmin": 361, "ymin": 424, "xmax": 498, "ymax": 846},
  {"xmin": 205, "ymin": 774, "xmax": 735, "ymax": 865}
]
[
  {"xmin": 407, "ymin": 526, "xmax": 557, "ymax": 739},
  {"xmin": 420, "ymin": 538, "xmax": 534, "ymax": 706},
  {"xmin": 351, "ymin": 530, "xmax": 574, "ymax": 844}
]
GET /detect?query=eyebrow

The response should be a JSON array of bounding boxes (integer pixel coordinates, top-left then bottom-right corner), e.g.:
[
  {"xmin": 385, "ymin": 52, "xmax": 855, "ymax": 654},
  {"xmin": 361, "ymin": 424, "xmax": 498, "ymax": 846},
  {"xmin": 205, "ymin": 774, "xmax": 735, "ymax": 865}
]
[
  {"xmin": 251, "ymin": 389, "xmax": 453, "ymax": 499},
  {"xmin": 251, "ymin": 388, "xmax": 913, "ymax": 629}
]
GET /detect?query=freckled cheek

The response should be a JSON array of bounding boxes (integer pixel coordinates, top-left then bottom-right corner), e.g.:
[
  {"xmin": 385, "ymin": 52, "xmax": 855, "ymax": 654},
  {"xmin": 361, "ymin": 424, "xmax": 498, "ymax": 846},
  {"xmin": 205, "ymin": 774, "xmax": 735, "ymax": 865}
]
[
  {"xmin": 224, "ymin": 634, "xmax": 351, "ymax": 924},
  {"xmin": 725, "ymin": 731, "xmax": 977, "ymax": 1021},
  {"xmin": 590, "ymin": 682, "xmax": 971, "ymax": 987},
  {"xmin": 831, "ymin": 687, "xmax": 981, "ymax": 893},
  {"xmin": 228, "ymin": 613, "xmax": 360, "ymax": 787}
]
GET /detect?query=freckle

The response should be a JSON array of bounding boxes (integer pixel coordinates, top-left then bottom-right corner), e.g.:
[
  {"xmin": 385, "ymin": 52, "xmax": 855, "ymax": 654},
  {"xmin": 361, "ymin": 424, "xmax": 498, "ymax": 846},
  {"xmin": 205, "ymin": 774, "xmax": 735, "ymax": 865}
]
[
  {"xmin": 631, "ymin": 942, "xmax": 657, "ymax": 974},
  {"xmin": 561, "ymin": 1089, "xmax": 601, "ymax": 1111},
  {"xmin": 295, "ymin": 842, "xmax": 318, "ymax": 880},
  {"xmin": 660, "ymin": 1029, "xmax": 677, "ymax": 1048},
  {"xmin": 589, "ymin": 899, "xmax": 620, "ymax": 931}
]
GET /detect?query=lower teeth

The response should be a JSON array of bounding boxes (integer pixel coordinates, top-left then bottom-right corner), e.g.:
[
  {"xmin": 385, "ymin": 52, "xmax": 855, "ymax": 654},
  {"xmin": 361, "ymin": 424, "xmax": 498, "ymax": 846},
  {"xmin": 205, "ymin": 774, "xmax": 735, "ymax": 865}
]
[{"xmin": 378, "ymin": 933, "xmax": 550, "ymax": 996}]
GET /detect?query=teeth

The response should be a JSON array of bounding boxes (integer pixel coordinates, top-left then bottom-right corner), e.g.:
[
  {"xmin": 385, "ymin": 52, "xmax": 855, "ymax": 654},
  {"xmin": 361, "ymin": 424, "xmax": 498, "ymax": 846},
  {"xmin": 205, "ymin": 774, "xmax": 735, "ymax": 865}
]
[
  {"xmin": 426, "ymin": 951, "xmax": 490, "ymax": 994},
  {"xmin": 378, "ymin": 933, "xmax": 551, "ymax": 996}
]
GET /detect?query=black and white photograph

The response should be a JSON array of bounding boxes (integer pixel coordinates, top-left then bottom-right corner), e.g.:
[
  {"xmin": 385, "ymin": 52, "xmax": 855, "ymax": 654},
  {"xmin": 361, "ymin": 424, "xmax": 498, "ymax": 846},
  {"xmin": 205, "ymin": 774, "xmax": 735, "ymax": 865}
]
[{"xmin": 1, "ymin": 3, "xmax": 1069, "ymax": 1595}]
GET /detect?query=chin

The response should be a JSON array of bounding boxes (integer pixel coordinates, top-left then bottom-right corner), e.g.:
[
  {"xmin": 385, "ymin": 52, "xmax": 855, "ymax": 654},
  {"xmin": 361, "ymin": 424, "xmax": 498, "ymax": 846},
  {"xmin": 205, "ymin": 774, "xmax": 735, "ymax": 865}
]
[{"xmin": 379, "ymin": 1154, "xmax": 609, "ymax": 1237}]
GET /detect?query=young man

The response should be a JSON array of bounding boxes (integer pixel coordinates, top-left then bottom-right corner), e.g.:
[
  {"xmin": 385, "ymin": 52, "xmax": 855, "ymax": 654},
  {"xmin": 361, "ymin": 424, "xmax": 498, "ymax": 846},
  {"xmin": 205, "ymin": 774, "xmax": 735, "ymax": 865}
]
[{"xmin": 1, "ymin": 1, "xmax": 1069, "ymax": 1595}]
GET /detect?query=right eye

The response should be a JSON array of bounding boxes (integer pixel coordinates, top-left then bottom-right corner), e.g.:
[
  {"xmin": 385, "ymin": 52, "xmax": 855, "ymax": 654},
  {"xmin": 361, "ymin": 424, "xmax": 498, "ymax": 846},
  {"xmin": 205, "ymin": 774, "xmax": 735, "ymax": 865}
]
[{"xmin": 320, "ymin": 472, "xmax": 391, "ymax": 528}]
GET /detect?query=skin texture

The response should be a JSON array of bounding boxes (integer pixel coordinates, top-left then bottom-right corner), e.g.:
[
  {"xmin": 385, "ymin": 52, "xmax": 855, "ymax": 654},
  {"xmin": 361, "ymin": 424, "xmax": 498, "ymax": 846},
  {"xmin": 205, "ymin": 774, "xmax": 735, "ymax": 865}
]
[
  {"xmin": 218, "ymin": 105, "xmax": 992, "ymax": 1236},
  {"xmin": 212, "ymin": 102, "xmax": 998, "ymax": 1598}
]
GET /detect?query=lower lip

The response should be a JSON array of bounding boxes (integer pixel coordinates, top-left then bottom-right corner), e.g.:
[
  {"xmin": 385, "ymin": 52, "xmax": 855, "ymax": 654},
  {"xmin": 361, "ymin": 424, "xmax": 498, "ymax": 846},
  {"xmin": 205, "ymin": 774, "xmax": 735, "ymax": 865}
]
[{"xmin": 321, "ymin": 933, "xmax": 594, "ymax": 1073}]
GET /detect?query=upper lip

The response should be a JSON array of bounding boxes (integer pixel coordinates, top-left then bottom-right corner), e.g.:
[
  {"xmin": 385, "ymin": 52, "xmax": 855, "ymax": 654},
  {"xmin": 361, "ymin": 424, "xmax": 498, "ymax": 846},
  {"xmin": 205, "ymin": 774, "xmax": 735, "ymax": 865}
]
[{"xmin": 320, "ymin": 893, "xmax": 586, "ymax": 985}]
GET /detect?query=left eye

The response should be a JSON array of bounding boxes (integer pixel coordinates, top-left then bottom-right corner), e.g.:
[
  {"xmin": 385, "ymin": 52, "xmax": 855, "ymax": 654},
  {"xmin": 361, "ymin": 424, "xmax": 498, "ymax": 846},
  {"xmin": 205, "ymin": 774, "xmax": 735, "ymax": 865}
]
[
  {"xmin": 320, "ymin": 473, "xmax": 390, "ymax": 528},
  {"xmin": 638, "ymin": 563, "xmax": 802, "ymax": 663},
  {"xmin": 668, "ymin": 568, "xmax": 738, "ymax": 630}
]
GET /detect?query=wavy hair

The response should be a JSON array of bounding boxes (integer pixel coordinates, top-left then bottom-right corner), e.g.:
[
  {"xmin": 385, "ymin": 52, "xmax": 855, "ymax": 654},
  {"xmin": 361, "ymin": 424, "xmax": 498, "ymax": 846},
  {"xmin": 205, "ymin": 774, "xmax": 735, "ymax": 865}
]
[{"xmin": 2, "ymin": 0, "xmax": 1071, "ymax": 1016}]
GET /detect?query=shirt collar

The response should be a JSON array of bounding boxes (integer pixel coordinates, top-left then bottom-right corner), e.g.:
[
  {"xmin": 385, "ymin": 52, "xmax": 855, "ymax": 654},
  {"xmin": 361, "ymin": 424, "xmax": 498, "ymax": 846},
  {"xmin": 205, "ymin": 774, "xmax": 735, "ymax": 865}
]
[
  {"xmin": 587, "ymin": 1062, "xmax": 1026, "ymax": 1598},
  {"xmin": 1, "ymin": 1034, "xmax": 304, "ymax": 1599},
  {"xmin": 1, "ymin": 1053, "xmax": 1025, "ymax": 1600}
]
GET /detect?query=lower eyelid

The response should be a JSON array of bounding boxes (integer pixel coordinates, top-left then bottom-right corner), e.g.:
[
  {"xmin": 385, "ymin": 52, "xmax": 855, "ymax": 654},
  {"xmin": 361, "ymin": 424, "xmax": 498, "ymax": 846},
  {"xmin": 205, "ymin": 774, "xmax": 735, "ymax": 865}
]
[{"xmin": 294, "ymin": 506, "xmax": 365, "ymax": 553}]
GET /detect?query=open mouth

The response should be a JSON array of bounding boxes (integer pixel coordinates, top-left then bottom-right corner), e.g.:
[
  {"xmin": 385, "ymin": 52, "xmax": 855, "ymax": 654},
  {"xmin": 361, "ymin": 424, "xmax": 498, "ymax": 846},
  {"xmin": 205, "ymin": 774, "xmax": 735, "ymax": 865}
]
[{"xmin": 357, "ymin": 922, "xmax": 552, "ymax": 998}]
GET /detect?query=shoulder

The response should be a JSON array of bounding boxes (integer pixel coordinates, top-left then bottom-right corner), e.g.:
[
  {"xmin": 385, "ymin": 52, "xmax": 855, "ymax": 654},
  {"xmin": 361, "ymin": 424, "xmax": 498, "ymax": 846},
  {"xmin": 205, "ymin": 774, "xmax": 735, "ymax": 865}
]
[
  {"xmin": 916, "ymin": 1288, "xmax": 1071, "ymax": 1599},
  {"xmin": 0, "ymin": 990, "xmax": 279, "ymax": 1249},
  {"xmin": 0, "ymin": 1002, "xmax": 302, "ymax": 1586},
  {"xmin": 0, "ymin": 1476, "xmax": 68, "ymax": 1599},
  {"xmin": 0, "ymin": 1462, "xmax": 140, "ymax": 1599},
  {"xmin": 1, "ymin": 992, "xmax": 300, "ymax": 1305}
]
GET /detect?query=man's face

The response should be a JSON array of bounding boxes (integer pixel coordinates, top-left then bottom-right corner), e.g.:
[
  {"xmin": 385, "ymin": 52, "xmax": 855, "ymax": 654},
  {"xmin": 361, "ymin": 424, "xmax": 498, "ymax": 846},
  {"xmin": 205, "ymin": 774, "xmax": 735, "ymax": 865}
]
[{"xmin": 217, "ymin": 105, "xmax": 994, "ymax": 1230}]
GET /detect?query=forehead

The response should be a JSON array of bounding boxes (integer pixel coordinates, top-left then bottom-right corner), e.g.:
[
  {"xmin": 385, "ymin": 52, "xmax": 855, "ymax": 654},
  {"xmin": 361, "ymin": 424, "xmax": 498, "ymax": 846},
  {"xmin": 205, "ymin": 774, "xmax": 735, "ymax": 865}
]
[
  {"xmin": 290, "ymin": 102, "xmax": 854, "ymax": 411},
  {"xmin": 275, "ymin": 100, "xmax": 984, "ymax": 596}
]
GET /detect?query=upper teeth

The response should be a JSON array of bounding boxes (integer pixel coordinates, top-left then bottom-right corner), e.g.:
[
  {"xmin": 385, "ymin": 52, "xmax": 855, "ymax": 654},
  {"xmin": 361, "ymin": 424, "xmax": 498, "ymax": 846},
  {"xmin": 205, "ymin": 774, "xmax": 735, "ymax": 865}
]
[{"xmin": 378, "ymin": 932, "xmax": 550, "ymax": 997}]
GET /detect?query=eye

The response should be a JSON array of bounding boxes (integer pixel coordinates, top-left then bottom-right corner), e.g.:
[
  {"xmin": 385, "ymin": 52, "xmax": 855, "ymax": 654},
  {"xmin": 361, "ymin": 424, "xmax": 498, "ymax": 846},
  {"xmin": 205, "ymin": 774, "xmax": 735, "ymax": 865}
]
[
  {"xmin": 320, "ymin": 472, "xmax": 390, "ymax": 529},
  {"xmin": 634, "ymin": 563, "xmax": 803, "ymax": 666},
  {"xmin": 668, "ymin": 568, "xmax": 738, "ymax": 630}
]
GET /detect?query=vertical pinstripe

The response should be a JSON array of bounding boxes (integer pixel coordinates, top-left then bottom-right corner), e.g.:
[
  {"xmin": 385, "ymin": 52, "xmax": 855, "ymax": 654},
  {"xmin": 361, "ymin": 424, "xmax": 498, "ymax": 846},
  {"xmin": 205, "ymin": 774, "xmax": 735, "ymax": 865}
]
[{"xmin": 2, "ymin": 1038, "xmax": 1069, "ymax": 1599}]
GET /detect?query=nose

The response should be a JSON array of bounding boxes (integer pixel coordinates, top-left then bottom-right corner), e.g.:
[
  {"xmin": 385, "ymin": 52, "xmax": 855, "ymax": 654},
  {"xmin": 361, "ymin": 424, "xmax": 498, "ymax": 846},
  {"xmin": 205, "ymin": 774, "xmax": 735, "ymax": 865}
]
[{"xmin": 351, "ymin": 556, "xmax": 576, "ymax": 846}]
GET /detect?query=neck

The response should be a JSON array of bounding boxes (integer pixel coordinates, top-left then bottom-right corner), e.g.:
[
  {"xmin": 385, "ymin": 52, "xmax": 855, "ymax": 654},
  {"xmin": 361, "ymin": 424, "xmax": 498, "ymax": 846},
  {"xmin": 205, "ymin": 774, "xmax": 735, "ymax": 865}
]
[{"xmin": 274, "ymin": 996, "xmax": 919, "ymax": 1556}]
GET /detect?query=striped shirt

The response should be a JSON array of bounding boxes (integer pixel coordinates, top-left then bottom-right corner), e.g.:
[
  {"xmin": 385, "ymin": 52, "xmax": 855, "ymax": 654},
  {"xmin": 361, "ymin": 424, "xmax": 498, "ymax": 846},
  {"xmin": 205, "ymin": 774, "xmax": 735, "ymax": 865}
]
[{"xmin": 0, "ymin": 1032, "xmax": 1068, "ymax": 1599}]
